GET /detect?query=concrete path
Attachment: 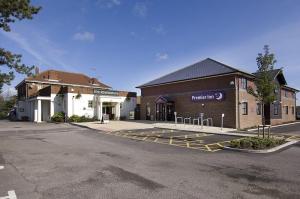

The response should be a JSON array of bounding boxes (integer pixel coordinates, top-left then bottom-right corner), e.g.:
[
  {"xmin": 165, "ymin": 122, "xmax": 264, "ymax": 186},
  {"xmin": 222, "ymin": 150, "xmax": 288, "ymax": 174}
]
[{"xmin": 73, "ymin": 120, "xmax": 248, "ymax": 136}]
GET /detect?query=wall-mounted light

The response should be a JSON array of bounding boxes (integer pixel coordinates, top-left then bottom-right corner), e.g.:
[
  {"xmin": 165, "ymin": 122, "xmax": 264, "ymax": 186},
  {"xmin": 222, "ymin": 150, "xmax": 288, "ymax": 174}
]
[
  {"xmin": 201, "ymin": 104, "xmax": 205, "ymax": 107},
  {"xmin": 229, "ymin": 81, "xmax": 235, "ymax": 85}
]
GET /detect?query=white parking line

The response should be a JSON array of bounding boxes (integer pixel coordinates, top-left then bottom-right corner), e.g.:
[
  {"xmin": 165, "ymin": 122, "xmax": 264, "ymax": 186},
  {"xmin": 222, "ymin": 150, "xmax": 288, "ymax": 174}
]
[
  {"xmin": 0, "ymin": 166, "xmax": 4, "ymax": 170},
  {"xmin": 0, "ymin": 190, "xmax": 17, "ymax": 199}
]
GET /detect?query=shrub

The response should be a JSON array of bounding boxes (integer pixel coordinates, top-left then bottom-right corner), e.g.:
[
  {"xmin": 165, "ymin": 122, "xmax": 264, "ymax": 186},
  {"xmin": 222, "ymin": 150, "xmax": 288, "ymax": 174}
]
[
  {"xmin": 69, "ymin": 115, "xmax": 81, "ymax": 122},
  {"xmin": 229, "ymin": 137, "xmax": 285, "ymax": 150},
  {"xmin": 51, "ymin": 112, "xmax": 65, "ymax": 123},
  {"xmin": 68, "ymin": 115, "xmax": 98, "ymax": 123},
  {"xmin": 0, "ymin": 112, "xmax": 7, "ymax": 120}
]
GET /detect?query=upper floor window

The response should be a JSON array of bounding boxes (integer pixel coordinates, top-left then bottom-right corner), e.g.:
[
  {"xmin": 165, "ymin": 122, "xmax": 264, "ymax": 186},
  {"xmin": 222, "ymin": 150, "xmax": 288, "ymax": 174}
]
[
  {"xmin": 241, "ymin": 102, "xmax": 248, "ymax": 115},
  {"xmin": 256, "ymin": 103, "xmax": 261, "ymax": 115},
  {"xmin": 241, "ymin": 78, "xmax": 247, "ymax": 89},
  {"xmin": 274, "ymin": 104, "xmax": 279, "ymax": 115},
  {"xmin": 285, "ymin": 106, "xmax": 289, "ymax": 114},
  {"xmin": 284, "ymin": 90, "xmax": 288, "ymax": 98}
]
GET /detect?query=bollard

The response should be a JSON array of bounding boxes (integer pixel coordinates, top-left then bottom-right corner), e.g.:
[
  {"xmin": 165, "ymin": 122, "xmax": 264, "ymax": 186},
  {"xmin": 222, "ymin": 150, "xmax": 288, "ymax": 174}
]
[
  {"xmin": 200, "ymin": 113, "xmax": 204, "ymax": 129},
  {"xmin": 221, "ymin": 113, "xmax": 225, "ymax": 131}
]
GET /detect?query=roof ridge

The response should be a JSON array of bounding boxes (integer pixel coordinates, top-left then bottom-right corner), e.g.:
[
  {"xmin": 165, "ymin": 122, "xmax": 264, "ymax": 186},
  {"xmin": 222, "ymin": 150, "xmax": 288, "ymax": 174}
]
[
  {"xmin": 207, "ymin": 58, "xmax": 254, "ymax": 76},
  {"xmin": 138, "ymin": 58, "xmax": 212, "ymax": 87},
  {"xmin": 137, "ymin": 58, "xmax": 254, "ymax": 88},
  {"xmin": 46, "ymin": 69, "xmax": 93, "ymax": 79}
]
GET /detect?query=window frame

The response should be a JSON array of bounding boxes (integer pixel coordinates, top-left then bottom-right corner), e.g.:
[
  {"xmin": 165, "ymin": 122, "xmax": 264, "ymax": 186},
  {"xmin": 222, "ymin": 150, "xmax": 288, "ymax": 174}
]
[
  {"xmin": 274, "ymin": 104, "xmax": 279, "ymax": 115},
  {"xmin": 285, "ymin": 106, "xmax": 289, "ymax": 114},
  {"xmin": 241, "ymin": 78, "xmax": 247, "ymax": 90},
  {"xmin": 88, "ymin": 100, "xmax": 93, "ymax": 108},
  {"xmin": 292, "ymin": 106, "xmax": 295, "ymax": 115},
  {"xmin": 256, "ymin": 103, "xmax": 261, "ymax": 115},
  {"xmin": 241, "ymin": 102, "xmax": 248, "ymax": 115},
  {"xmin": 284, "ymin": 90, "xmax": 288, "ymax": 98}
]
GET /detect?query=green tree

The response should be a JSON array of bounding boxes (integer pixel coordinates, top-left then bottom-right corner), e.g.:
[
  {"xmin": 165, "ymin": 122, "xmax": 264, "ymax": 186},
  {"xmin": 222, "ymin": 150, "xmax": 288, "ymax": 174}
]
[
  {"xmin": 248, "ymin": 45, "xmax": 277, "ymax": 137},
  {"xmin": 0, "ymin": 0, "xmax": 41, "ymax": 92}
]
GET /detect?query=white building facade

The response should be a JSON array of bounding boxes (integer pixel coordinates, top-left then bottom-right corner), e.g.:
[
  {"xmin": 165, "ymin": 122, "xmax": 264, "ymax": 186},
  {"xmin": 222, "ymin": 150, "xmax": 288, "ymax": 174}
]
[{"xmin": 15, "ymin": 70, "xmax": 137, "ymax": 122}]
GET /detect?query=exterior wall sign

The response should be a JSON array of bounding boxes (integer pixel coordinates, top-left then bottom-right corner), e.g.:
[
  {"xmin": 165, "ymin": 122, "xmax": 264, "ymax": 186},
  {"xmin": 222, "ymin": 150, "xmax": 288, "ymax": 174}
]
[
  {"xmin": 191, "ymin": 90, "xmax": 225, "ymax": 102},
  {"xmin": 94, "ymin": 89, "xmax": 119, "ymax": 96}
]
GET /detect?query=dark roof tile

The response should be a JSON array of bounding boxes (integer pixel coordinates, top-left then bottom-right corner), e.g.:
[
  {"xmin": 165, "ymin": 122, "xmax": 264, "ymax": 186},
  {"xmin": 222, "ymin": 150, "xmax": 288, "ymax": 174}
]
[{"xmin": 137, "ymin": 58, "xmax": 251, "ymax": 87}]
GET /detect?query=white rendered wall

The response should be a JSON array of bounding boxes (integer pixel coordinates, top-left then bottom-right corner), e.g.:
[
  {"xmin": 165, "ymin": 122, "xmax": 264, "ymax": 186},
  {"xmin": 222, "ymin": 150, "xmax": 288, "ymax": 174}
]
[{"xmin": 66, "ymin": 93, "xmax": 95, "ymax": 118}]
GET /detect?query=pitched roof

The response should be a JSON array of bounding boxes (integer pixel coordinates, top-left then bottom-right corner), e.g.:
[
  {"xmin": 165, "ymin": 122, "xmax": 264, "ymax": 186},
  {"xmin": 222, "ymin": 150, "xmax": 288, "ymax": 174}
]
[
  {"xmin": 253, "ymin": 69, "xmax": 287, "ymax": 85},
  {"xmin": 137, "ymin": 58, "xmax": 253, "ymax": 88},
  {"xmin": 20, "ymin": 70, "xmax": 111, "ymax": 89}
]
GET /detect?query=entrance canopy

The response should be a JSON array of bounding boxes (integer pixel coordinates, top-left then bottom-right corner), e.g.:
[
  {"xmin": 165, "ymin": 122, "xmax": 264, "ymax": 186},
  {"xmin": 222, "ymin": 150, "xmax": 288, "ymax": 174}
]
[{"xmin": 155, "ymin": 96, "xmax": 173, "ymax": 104}]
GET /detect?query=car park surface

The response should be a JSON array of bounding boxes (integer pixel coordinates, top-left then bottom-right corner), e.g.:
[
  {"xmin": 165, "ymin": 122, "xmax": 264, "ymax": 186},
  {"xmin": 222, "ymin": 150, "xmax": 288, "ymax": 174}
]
[{"xmin": 0, "ymin": 121, "xmax": 299, "ymax": 199}]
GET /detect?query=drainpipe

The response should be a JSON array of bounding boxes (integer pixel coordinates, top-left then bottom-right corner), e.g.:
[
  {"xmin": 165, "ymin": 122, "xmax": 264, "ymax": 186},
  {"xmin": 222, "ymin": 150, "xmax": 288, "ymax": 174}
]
[
  {"xmin": 237, "ymin": 77, "xmax": 240, "ymax": 129},
  {"xmin": 72, "ymin": 96, "xmax": 75, "ymax": 116}
]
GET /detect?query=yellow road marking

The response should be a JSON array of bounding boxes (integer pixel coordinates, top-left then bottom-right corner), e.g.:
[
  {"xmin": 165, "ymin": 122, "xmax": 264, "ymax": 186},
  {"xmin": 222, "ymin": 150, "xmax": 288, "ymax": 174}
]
[
  {"xmin": 186, "ymin": 142, "xmax": 190, "ymax": 148},
  {"xmin": 205, "ymin": 145, "xmax": 212, "ymax": 151},
  {"xmin": 217, "ymin": 143, "xmax": 223, "ymax": 147}
]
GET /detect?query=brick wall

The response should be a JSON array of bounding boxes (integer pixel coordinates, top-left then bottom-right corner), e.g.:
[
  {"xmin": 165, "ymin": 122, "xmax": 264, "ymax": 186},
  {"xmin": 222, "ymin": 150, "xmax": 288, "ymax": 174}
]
[
  {"xmin": 237, "ymin": 77, "xmax": 262, "ymax": 129},
  {"xmin": 140, "ymin": 74, "xmax": 237, "ymax": 128},
  {"xmin": 275, "ymin": 88, "xmax": 296, "ymax": 124}
]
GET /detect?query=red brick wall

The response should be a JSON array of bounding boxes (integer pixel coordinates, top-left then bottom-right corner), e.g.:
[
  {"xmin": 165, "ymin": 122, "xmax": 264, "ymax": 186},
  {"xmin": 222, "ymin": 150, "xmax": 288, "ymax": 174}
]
[
  {"xmin": 140, "ymin": 75, "xmax": 237, "ymax": 128},
  {"xmin": 237, "ymin": 76, "xmax": 262, "ymax": 129}
]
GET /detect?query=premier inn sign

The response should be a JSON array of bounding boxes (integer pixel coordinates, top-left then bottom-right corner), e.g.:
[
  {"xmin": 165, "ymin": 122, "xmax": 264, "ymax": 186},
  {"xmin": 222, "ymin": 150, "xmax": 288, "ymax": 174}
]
[
  {"xmin": 191, "ymin": 90, "xmax": 225, "ymax": 102},
  {"xmin": 94, "ymin": 89, "xmax": 119, "ymax": 96}
]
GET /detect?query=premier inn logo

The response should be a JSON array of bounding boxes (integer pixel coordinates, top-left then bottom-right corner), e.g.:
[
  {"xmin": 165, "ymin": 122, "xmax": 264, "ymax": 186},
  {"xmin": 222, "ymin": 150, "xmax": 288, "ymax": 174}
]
[{"xmin": 191, "ymin": 90, "xmax": 225, "ymax": 102}]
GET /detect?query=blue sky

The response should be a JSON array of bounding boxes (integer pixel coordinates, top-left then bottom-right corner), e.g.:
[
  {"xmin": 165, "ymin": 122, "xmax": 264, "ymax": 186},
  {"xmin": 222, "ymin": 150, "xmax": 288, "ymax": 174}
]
[{"xmin": 1, "ymin": 0, "xmax": 300, "ymax": 103}]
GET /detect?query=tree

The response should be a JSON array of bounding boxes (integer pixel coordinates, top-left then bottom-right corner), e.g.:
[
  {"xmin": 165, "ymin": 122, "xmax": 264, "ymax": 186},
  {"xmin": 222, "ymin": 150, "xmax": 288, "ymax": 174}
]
[
  {"xmin": 248, "ymin": 45, "xmax": 277, "ymax": 137},
  {"xmin": 0, "ymin": 0, "xmax": 41, "ymax": 92}
]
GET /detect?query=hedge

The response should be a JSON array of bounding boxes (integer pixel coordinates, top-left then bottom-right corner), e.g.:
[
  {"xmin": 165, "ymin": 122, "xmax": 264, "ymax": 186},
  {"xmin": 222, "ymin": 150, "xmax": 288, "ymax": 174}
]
[{"xmin": 230, "ymin": 137, "xmax": 285, "ymax": 150}]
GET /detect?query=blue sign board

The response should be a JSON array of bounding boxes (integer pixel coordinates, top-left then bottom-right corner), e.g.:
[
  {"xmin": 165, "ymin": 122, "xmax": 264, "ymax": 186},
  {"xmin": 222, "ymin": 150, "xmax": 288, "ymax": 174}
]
[{"xmin": 191, "ymin": 90, "xmax": 225, "ymax": 102}]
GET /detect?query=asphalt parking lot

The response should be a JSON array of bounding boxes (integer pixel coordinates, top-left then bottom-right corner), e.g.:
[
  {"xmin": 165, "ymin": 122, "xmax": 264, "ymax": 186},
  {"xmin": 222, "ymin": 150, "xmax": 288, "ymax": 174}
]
[
  {"xmin": 106, "ymin": 128, "xmax": 242, "ymax": 152},
  {"xmin": 0, "ymin": 121, "xmax": 300, "ymax": 199}
]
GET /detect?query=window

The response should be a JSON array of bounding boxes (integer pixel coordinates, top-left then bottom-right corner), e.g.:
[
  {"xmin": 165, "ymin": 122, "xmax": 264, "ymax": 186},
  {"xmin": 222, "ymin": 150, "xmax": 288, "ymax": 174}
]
[
  {"xmin": 256, "ymin": 103, "xmax": 261, "ymax": 115},
  {"xmin": 274, "ymin": 104, "xmax": 279, "ymax": 115},
  {"xmin": 241, "ymin": 102, "xmax": 248, "ymax": 115},
  {"xmin": 284, "ymin": 90, "xmax": 288, "ymax": 98},
  {"xmin": 285, "ymin": 106, "xmax": 289, "ymax": 114},
  {"xmin": 241, "ymin": 78, "xmax": 247, "ymax": 89},
  {"xmin": 88, "ymin": 100, "xmax": 93, "ymax": 108},
  {"xmin": 292, "ymin": 106, "xmax": 295, "ymax": 115}
]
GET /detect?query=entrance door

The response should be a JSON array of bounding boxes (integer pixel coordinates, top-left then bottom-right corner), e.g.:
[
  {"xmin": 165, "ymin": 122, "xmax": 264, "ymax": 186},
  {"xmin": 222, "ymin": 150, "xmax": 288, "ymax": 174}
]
[
  {"xmin": 156, "ymin": 103, "xmax": 166, "ymax": 121},
  {"xmin": 41, "ymin": 100, "xmax": 50, "ymax": 122},
  {"xmin": 166, "ymin": 103, "xmax": 175, "ymax": 121},
  {"xmin": 103, "ymin": 106, "xmax": 114, "ymax": 120}
]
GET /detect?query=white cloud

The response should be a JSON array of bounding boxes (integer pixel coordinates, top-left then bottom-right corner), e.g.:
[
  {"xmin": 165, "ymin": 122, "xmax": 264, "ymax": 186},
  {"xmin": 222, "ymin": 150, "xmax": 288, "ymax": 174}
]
[
  {"xmin": 96, "ymin": 0, "xmax": 121, "ymax": 8},
  {"xmin": 73, "ymin": 31, "xmax": 95, "ymax": 42},
  {"xmin": 156, "ymin": 53, "xmax": 169, "ymax": 61},
  {"xmin": 133, "ymin": 2, "xmax": 147, "ymax": 17},
  {"xmin": 153, "ymin": 24, "xmax": 166, "ymax": 35}
]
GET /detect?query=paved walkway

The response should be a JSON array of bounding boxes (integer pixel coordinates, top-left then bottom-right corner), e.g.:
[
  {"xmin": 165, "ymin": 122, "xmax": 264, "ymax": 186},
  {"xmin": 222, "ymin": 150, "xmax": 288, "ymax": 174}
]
[{"xmin": 72, "ymin": 120, "xmax": 247, "ymax": 136}]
